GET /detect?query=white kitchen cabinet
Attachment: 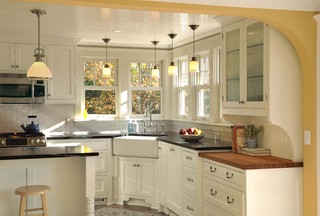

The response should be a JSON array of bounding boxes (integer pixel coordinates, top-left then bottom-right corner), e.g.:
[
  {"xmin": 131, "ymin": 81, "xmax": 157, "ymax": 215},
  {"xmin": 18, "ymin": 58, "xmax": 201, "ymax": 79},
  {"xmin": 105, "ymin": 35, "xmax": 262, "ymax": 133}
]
[
  {"xmin": 220, "ymin": 18, "xmax": 267, "ymax": 116},
  {"xmin": 118, "ymin": 157, "xmax": 158, "ymax": 207},
  {"xmin": 47, "ymin": 138, "xmax": 113, "ymax": 205},
  {"xmin": 0, "ymin": 42, "xmax": 39, "ymax": 73},
  {"xmin": 46, "ymin": 44, "xmax": 76, "ymax": 103},
  {"xmin": 202, "ymin": 158, "xmax": 303, "ymax": 216},
  {"xmin": 158, "ymin": 141, "xmax": 183, "ymax": 215}
]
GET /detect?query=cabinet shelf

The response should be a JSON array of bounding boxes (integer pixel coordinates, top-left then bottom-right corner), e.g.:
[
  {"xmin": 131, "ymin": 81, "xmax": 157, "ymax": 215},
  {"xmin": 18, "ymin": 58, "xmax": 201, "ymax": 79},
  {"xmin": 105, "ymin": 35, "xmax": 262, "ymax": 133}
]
[
  {"xmin": 226, "ymin": 49, "xmax": 240, "ymax": 54},
  {"xmin": 247, "ymin": 43, "xmax": 263, "ymax": 49}
]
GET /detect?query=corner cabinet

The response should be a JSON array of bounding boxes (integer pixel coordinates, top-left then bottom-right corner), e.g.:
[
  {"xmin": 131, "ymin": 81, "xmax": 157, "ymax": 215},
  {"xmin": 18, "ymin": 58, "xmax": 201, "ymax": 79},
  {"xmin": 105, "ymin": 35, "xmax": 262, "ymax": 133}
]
[
  {"xmin": 45, "ymin": 44, "xmax": 76, "ymax": 104},
  {"xmin": 221, "ymin": 18, "xmax": 268, "ymax": 116}
]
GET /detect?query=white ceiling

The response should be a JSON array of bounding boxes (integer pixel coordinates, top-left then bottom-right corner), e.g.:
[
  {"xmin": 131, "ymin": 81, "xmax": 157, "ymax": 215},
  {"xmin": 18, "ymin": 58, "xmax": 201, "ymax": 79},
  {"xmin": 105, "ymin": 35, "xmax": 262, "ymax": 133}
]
[
  {"xmin": 1, "ymin": 0, "xmax": 319, "ymax": 48},
  {"xmin": 0, "ymin": 0, "xmax": 222, "ymax": 48}
]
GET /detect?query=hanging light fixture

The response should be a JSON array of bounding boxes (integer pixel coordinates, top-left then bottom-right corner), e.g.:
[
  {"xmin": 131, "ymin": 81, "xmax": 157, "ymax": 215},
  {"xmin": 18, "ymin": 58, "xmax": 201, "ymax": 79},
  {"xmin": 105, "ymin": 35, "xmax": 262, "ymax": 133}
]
[
  {"xmin": 151, "ymin": 41, "xmax": 160, "ymax": 78},
  {"xmin": 168, "ymin": 33, "xmax": 177, "ymax": 76},
  {"xmin": 102, "ymin": 38, "xmax": 111, "ymax": 76},
  {"xmin": 27, "ymin": 9, "xmax": 52, "ymax": 80},
  {"xmin": 189, "ymin": 24, "xmax": 200, "ymax": 73}
]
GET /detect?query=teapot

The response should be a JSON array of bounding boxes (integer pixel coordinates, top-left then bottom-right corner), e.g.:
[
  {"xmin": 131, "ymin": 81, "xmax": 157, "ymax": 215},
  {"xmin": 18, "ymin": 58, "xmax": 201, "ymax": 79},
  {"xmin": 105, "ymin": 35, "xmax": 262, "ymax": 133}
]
[{"xmin": 20, "ymin": 121, "xmax": 40, "ymax": 134}]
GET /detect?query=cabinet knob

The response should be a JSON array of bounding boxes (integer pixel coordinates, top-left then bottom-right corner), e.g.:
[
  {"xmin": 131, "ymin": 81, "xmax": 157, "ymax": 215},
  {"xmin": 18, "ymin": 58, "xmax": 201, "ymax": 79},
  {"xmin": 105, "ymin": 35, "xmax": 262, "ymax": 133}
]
[
  {"xmin": 11, "ymin": 65, "xmax": 14, "ymax": 68},
  {"xmin": 238, "ymin": 100, "xmax": 245, "ymax": 104},
  {"xmin": 136, "ymin": 164, "xmax": 140, "ymax": 167},
  {"xmin": 227, "ymin": 196, "xmax": 235, "ymax": 204},
  {"xmin": 210, "ymin": 166, "xmax": 216, "ymax": 173},
  {"xmin": 187, "ymin": 206, "xmax": 194, "ymax": 211},
  {"xmin": 210, "ymin": 189, "xmax": 217, "ymax": 196},
  {"xmin": 133, "ymin": 164, "xmax": 136, "ymax": 167},
  {"xmin": 170, "ymin": 148, "xmax": 175, "ymax": 152},
  {"xmin": 226, "ymin": 172, "xmax": 234, "ymax": 179},
  {"xmin": 186, "ymin": 156, "xmax": 192, "ymax": 160},
  {"xmin": 16, "ymin": 65, "xmax": 19, "ymax": 68},
  {"xmin": 187, "ymin": 177, "xmax": 194, "ymax": 182}
]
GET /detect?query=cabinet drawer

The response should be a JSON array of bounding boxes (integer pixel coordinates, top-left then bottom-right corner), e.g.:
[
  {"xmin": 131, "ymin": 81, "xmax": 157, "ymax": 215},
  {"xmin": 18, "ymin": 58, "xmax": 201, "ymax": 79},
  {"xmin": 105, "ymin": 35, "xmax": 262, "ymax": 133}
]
[
  {"xmin": 183, "ymin": 166, "xmax": 197, "ymax": 195},
  {"xmin": 183, "ymin": 195, "xmax": 197, "ymax": 216},
  {"xmin": 182, "ymin": 150, "xmax": 197, "ymax": 168},
  {"xmin": 203, "ymin": 160, "xmax": 245, "ymax": 187},
  {"xmin": 203, "ymin": 203, "xmax": 234, "ymax": 216},
  {"xmin": 83, "ymin": 141, "xmax": 107, "ymax": 151},
  {"xmin": 203, "ymin": 177, "xmax": 244, "ymax": 216},
  {"xmin": 95, "ymin": 151, "xmax": 108, "ymax": 173},
  {"xmin": 95, "ymin": 175, "xmax": 108, "ymax": 197}
]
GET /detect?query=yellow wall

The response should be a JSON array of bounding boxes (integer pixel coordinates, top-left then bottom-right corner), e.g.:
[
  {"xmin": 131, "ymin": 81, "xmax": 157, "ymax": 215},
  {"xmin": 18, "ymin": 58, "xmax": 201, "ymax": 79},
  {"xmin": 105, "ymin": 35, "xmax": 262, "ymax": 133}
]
[{"xmin": 19, "ymin": 0, "xmax": 319, "ymax": 215}]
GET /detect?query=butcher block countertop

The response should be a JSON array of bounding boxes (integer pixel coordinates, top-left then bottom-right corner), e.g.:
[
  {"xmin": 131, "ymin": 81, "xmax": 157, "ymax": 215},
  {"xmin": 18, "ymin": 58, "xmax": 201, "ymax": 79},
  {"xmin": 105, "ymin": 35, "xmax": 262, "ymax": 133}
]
[{"xmin": 199, "ymin": 152, "xmax": 303, "ymax": 170}]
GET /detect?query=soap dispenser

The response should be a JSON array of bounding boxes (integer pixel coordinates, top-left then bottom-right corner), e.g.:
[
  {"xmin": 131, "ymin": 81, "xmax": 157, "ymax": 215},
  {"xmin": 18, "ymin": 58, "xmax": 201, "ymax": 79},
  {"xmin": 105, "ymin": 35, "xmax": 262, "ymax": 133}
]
[
  {"xmin": 132, "ymin": 120, "xmax": 139, "ymax": 133},
  {"xmin": 128, "ymin": 120, "xmax": 133, "ymax": 133}
]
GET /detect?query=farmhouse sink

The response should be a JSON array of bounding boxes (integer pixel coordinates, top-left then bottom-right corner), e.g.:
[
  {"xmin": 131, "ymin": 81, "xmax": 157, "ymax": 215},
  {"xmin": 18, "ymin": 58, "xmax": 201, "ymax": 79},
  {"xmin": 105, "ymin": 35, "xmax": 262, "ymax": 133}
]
[{"xmin": 113, "ymin": 136, "xmax": 158, "ymax": 158}]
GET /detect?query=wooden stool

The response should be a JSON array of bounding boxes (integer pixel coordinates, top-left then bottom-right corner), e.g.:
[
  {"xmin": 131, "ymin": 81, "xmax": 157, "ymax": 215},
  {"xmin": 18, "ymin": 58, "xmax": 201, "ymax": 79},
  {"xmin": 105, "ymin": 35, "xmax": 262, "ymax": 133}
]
[{"xmin": 15, "ymin": 185, "xmax": 50, "ymax": 216}]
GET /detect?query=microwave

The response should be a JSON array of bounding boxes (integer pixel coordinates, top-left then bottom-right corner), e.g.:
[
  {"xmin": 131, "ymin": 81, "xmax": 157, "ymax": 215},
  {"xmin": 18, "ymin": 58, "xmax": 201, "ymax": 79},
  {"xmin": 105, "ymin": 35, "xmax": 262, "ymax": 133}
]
[{"xmin": 0, "ymin": 74, "xmax": 45, "ymax": 104}]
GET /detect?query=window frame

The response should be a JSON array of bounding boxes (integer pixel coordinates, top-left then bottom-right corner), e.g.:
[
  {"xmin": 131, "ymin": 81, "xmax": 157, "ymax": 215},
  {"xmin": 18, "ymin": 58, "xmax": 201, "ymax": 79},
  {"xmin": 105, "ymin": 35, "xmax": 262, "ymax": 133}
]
[
  {"xmin": 177, "ymin": 57, "xmax": 190, "ymax": 118},
  {"xmin": 81, "ymin": 57, "xmax": 119, "ymax": 119}
]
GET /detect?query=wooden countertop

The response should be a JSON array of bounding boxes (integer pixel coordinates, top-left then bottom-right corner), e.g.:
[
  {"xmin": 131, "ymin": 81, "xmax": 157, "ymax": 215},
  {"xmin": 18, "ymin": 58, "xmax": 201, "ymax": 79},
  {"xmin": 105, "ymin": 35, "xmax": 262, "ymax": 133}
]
[{"xmin": 199, "ymin": 152, "xmax": 303, "ymax": 170}]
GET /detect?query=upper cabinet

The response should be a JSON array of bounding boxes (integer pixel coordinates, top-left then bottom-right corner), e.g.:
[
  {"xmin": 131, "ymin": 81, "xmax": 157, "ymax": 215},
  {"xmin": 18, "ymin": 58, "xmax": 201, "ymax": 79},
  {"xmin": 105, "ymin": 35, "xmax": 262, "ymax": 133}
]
[
  {"xmin": 221, "ymin": 18, "xmax": 267, "ymax": 116},
  {"xmin": 0, "ymin": 43, "xmax": 40, "ymax": 73},
  {"xmin": 45, "ymin": 44, "xmax": 76, "ymax": 104}
]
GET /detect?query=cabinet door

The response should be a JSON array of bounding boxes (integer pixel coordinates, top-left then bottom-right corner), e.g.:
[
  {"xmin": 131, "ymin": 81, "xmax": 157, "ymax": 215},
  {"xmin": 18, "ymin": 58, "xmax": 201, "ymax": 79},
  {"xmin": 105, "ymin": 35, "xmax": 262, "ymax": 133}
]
[
  {"xmin": 166, "ymin": 145, "xmax": 182, "ymax": 214},
  {"xmin": 95, "ymin": 174, "xmax": 108, "ymax": 198},
  {"xmin": 0, "ymin": 43, "xmax": 15, "ymax": 71},
  {"xmin": 119, "ymin": 160, "xmax": 137, "ymax": 195},
  {"xmin": 15, "ymin": 43, "xmax": 40, "ymax": 71},
  {"xmin": 137, "ymin": 161, "xmax": 155, "ymax": 197},
  {"xmin": 46, "ymin": 45, "xmax": 75, "ymax": 102}
]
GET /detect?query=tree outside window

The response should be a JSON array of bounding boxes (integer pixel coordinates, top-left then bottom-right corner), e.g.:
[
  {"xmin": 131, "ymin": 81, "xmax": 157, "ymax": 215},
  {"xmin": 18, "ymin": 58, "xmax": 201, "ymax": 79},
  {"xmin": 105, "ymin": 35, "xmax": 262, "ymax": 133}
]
[{"xmin": 197, "ymin": 54, "xmax": 210, "ymax": 117}]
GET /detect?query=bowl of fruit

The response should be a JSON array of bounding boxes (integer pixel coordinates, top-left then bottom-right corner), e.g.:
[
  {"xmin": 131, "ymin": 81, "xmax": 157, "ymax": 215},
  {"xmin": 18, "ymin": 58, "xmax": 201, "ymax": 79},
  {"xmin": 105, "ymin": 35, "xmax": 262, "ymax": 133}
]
[{"xmin": 179, "ymin": 127, "xmax": 205, "ymax": 142}]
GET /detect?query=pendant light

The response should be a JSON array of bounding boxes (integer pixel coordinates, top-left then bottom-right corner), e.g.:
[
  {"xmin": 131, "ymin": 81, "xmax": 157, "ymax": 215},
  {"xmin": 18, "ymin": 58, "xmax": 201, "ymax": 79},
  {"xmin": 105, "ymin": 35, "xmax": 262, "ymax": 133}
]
[
  {"xmin": 189, "ymin": 24, "xmax": 199, "ymax": 73},
  {"xmin": 102, "ymin": 38, "xmax": 111, "ymax": 77},
  {"xmin": 27, "ymin": 9, "xmax": 52, "ymax": 80},
  {"xmin": 168, "ymin": 33, "xmax": 177, "ymax": 76},
  {"xmin": 151, "ymin": 41, "xmax": 160, "ymax": 78}
]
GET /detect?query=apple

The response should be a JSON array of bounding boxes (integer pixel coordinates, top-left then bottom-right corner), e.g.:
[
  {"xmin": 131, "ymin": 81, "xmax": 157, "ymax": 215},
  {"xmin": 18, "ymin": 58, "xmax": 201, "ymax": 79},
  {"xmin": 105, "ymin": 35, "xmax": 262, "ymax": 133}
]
[
  {"xmin": 179, "ymin": 128, "xmax": 187, "ymax": 135},
  {"xmin": 187, "ymin": 127, "xmax": 195, "ymax": 135}
]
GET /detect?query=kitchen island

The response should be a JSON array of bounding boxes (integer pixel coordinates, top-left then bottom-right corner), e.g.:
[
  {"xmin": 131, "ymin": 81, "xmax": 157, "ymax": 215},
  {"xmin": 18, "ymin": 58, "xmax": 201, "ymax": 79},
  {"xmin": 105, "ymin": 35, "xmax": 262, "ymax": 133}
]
[{"xmin": 0, "ymin": 146, "xmax": 99, "ymax": 216}]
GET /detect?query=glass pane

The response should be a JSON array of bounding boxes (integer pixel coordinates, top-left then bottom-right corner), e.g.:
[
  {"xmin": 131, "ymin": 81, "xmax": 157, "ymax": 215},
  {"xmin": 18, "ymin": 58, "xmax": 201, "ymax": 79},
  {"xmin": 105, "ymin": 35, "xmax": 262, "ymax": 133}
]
[
  {"xmin": 247, "ymin": 22, "xmax": 264, "ymax": 102},
  {"xmin": 198, "ymin": 88, "xmax": 210, "ymax": 117},
  {"xmin": 179, "ymin": 90, "xmax": 189, "ymax": 115},
  {"xmin": 131, "ymin": 75, "xmax": 140, "ymax": 87},
  {"xmin": 132, "ymin": 90, "xmax": 161, "ymax": 114},
  {"xmin": 84, "ymin": 61, "xmax": 115, "ymax": 87},
  {"xmin": 85, "ymin": 90, "xmax": 116, "ymax": 114},
  {"xmin": 130, "ymin": 62, "xmax": 160, "ymax": 87},
  {"xmin": 178, "ymin": 60, "xmax": 188, "ymax": 87},
  {"xmin": 247, "ymin": 77, "xmax": 263, "ymax": 101},
  {"xmin": 199, "ymin": 56, "xmax": 210, "ymax": 85},
  {"xmin": 226, "ymin": 29, "xmax": 240, "ymax": 52},
  {"xmin": 226, "ymin": 79, "xmax": 240, "ymax": 101}
]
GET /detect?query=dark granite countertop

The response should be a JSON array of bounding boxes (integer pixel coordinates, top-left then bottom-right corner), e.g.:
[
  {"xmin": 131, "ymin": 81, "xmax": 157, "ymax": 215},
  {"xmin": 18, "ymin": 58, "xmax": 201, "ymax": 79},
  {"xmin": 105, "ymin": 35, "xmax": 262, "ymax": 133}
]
[
  {"xmin": 156, "ymin": 134, "xmax": 232, "ymax": 151},
  {"xmin": 0, "ymin": 146, "xmax": 99, "ymax": 160}
]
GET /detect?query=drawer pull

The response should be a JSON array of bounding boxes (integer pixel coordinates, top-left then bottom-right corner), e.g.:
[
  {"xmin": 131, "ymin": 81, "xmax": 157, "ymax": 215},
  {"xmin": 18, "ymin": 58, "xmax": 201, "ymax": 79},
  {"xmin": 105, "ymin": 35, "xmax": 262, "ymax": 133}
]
[
  {"xmin": 133, "ymin": 164, "xmax": 137, "ymax": 167},
  {"xmin": 227, "ymin": 196, "xmax": 234, "ymax": 204},
  {"xmin": 187, "ymin": 177, "xmax": 194, "ymax": 182},
  {"xmin": 210, "ymin": 189, "xmax": 217, "ymax": 195},
  {"xmin": 226, "ymin": 172, "xmax": 234, "ymax": 179},
  {"xmin": 210, "ymin": 166, "xmax": 216, "ymax": 173},
  {"xmin": 186, "ymin": 156, "xmax": 193, "ymax": 160},
  {"xmin": 170, "ymin": 148, "xmax": 175, "ymax": 152},
  {"xmin": 187, "ymin": 205, "xmax": 194, "ymax": 211}
]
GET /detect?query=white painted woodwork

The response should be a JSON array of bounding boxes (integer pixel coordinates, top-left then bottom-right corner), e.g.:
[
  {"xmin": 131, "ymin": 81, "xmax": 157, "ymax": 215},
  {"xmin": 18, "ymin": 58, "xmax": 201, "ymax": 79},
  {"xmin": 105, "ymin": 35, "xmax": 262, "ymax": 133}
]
[
  {"xmin": 0, "ymin": 157, "xmax": 93, "ymax": 216},
  {"xmin": 202, "ymin": 158, "xmax": 303, "ymax": 216},
  {"xmin": 46, "ymin": 44, "xmax": 76, "ymax": 103},
  {"xmin": 0, "ymin": 43, "xmax": 39, "ymax": 73},
  {"xmin": 117, "ymin": 157, "xmax": 158, "ymax": 207}
]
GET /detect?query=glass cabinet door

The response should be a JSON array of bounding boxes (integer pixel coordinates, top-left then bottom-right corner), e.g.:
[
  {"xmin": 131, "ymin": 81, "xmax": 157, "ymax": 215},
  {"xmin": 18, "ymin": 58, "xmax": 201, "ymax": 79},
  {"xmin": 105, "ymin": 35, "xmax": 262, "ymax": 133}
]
[
  {"xmin": 225, "ymin": 27, "xmax": 241, "ymax": 102},
  {"xmin": 246, "ymin": 22, "xmax": 264, "ymax": 102}
]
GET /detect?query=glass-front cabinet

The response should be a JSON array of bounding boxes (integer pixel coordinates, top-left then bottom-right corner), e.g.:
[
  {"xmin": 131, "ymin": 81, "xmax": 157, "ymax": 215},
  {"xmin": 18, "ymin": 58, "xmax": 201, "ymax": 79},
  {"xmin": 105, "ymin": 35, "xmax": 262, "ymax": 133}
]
[{"xmin": 221, "ymin": 18, "xmax": 267, "ymax": 115}]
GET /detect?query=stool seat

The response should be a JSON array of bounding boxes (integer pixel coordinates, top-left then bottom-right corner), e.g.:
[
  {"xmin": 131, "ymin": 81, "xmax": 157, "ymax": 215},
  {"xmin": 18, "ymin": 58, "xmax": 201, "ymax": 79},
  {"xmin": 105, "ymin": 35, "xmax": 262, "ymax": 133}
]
[{"xmin": 15, "ymin": 185, "xmax": 50, "ymax": 216}]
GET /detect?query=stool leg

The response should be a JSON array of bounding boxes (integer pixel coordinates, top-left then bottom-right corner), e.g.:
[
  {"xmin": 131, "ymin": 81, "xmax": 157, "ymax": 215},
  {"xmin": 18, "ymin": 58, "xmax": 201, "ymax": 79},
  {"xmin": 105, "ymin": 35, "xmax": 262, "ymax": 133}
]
[
  {"xmin": 19, "ymin": 195, "xmax": 26, "ymax": 216},
  {"xmin": 41, "ymin": 194, "xmax": 48, "ymax": 216}
]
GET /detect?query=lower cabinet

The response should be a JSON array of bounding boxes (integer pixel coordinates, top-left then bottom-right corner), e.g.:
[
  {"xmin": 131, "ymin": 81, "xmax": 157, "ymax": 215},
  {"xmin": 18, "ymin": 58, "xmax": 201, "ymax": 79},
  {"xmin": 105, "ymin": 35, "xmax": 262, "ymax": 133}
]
[
  {"xmin": 202, "ymin": 158, "xmax": 303, "ymax": 216},
  {"xmin": 117, "ymin": 157, "xmax": 158, "ymax": 208}
]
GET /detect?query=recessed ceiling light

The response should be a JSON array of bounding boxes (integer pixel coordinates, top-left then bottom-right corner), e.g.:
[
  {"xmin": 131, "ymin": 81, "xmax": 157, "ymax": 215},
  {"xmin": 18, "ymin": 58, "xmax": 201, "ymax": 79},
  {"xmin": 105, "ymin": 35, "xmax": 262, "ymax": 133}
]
[{"xmin": 114, "ymin": 30, "xmax": 121, "ymax": 33}]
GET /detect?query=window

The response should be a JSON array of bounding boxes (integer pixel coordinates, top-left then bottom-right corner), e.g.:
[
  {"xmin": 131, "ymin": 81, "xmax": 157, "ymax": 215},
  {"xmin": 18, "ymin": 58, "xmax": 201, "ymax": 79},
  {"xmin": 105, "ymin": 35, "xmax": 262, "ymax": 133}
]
[
  {"xmin": 83, "ymin": 59, "xmax": 118, "ymax": 116},
  {"xmin": 177, "ymin": 58, "xmax": 189, "ymax": 116},
  {"xmin": 197, "ymin": 54, "xmax": 210, "ymax": 117},
  {"xmin": 130, "ymin": 62, "xmax": 161, "ymax": 115}
]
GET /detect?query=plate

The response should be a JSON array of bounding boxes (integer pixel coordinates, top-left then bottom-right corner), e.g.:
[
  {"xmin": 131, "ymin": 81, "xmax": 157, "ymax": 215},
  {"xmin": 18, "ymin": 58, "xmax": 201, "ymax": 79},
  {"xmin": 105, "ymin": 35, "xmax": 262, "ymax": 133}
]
[{"xmin": 179, "ymin": 134, "xmax": 205, "ymax": 142}]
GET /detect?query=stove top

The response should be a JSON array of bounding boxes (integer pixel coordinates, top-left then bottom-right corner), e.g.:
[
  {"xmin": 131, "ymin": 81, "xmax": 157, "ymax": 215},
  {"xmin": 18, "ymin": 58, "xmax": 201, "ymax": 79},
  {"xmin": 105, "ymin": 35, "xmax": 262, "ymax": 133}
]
[{"xmin": 0, "ymin": 132, "xmax": 46, "ymax": 147}]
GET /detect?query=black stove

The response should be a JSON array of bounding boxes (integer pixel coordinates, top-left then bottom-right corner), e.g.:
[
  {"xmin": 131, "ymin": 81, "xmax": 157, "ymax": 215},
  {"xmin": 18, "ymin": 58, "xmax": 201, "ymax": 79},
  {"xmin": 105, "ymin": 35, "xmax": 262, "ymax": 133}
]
[{"xmin": 0, "ymin": 132, "xmax": 47, "ymax": 147}]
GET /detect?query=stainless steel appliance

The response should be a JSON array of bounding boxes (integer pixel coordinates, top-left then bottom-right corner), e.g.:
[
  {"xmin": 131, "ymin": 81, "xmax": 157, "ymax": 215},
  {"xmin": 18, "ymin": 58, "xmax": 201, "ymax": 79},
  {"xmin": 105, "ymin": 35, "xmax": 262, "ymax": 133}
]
[
  {"xmin": 0, "ymin": 73, "xmax": 45, "ymax": 104},
  {"xmin": 0, "ymin": 132, "xmax": 47, "ymax": 147}
]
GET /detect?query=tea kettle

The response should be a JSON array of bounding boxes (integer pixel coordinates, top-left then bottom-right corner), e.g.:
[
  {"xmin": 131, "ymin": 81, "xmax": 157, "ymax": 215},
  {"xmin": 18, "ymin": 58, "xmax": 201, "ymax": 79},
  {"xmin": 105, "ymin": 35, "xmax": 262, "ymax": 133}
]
[{"xmin": 20, "ymin": 115, "xmax": 40, "ymax": 134}]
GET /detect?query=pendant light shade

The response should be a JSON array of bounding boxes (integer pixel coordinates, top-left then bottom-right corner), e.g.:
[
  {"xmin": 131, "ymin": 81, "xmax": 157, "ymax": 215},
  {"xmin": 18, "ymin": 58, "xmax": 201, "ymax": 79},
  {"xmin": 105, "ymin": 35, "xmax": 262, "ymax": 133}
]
[
  {"xmin": 27, "ymin": 9, "xmax": 52, "ymax": 80},
  {"xmin": 189, "ymin": 24, "xmax": 199, "ymax": 73},
  {"xmin": 168, "ymin": 33, "xmax": 177, "ymax": 76},
  {"xmin": 151, "ymin": 41, "xmax": 160, "ymax": 78},
  {"xmin": 102, "ymin": 38, "xmax": 111, "ymax": 77}
]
